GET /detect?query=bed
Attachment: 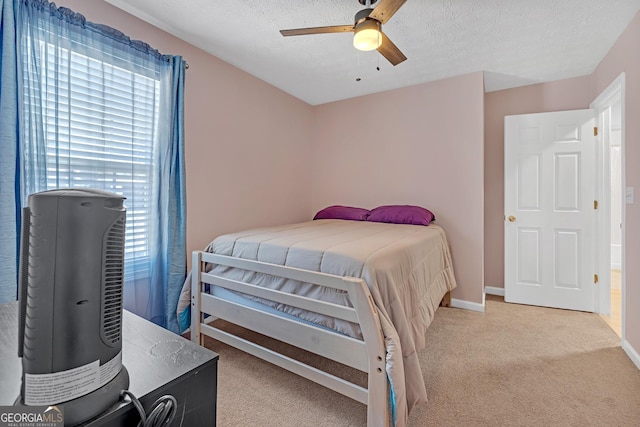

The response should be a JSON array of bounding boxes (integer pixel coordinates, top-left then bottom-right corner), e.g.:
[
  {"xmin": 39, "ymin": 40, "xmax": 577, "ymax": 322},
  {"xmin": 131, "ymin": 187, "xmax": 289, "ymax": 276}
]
[{"xmin": 177, "ymin": 215, "xmax": 457, "ymax": 426}]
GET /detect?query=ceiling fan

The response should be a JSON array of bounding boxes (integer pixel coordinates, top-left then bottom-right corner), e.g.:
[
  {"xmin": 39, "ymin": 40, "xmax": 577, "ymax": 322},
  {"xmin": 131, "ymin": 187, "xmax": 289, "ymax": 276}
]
[{"xmin": 280, "ymin": 0, "xmax": 408, "ymax": 66}]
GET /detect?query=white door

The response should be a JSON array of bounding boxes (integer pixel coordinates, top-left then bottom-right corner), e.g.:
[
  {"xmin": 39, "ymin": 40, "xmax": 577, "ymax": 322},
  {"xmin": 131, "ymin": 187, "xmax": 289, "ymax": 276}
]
[{"xmin": 504, "ymin": 110, "xmax": 596, "ymax": 311}]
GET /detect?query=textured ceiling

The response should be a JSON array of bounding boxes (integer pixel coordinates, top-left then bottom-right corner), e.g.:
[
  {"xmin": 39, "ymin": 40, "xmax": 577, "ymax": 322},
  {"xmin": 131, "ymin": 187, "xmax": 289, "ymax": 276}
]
[{"xmin": 105, "ymin": 0, "xmax": 640, "ymax": 105}]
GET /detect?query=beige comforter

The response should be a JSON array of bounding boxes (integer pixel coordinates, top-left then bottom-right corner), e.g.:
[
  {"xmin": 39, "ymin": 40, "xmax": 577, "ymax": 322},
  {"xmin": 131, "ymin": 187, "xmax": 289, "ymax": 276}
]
[{"xmin": 178, "ymin": 219, "xmax": 456, "ymax": 425}]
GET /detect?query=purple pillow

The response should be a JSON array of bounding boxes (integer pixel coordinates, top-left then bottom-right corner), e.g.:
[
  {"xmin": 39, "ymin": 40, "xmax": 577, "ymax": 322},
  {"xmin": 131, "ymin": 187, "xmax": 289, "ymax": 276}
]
[
  {"xmin": 313, "ymin": 205, "xmax": 370, "ymax": 221},
  {"xmin": 367, "ymin": 205, "xmax": 435, "ymax": 226}
]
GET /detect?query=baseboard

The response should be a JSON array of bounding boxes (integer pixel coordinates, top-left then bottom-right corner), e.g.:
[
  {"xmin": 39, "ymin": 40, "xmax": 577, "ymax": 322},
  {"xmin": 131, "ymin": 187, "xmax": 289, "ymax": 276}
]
[
  {"xmin": 622, "ymin": 339, "xmax": 640, "ymax": 370},
  {"xmin": 451, "ymin": 298, "xmax": 485, "ymax": 313},
  {"xmin": 484, "ymin": 286, "xmax": 505, "ymax": 297}
]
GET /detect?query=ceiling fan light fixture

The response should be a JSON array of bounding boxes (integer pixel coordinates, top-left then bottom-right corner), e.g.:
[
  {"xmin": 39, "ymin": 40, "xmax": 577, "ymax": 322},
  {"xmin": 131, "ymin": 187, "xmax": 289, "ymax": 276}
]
[{"xmin": 353, "ymin": 19, "xmax": 381, "ymax": 51}]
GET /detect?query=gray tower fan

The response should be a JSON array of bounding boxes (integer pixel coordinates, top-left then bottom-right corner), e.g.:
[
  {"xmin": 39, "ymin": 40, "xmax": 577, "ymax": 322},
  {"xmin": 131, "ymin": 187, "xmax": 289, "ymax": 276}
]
[{"xmin": 17, "ymin": 189, "xmax": 130, "ymax": 425}]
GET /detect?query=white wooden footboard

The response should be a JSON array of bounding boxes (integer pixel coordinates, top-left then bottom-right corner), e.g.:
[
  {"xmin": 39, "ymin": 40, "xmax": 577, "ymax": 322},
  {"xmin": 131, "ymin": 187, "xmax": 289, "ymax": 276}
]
[{"xmin": 190, "ymin": 251, "xmax": 389, "ymax": 426}]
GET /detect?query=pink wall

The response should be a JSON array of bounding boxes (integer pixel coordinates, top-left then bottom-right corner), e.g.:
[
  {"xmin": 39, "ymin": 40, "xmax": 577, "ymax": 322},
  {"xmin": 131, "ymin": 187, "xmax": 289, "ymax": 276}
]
[
  {"xmin": 591, "ymin": 11, "xmax": 640, "ymax": 355},
  {"xmin": 46, "ymin": 2, "xmax": 637, "ymax": 344},
  {"xmin": 312, "ymin": 72, "xmax": 486, "ymax": 304},
  {"xmin": 57, "ymin": 0, "xmax": 315, "ymax": 259},
  {"xmin": 484, "ymin": 76, "xmax": 593, "ymax": 288}
]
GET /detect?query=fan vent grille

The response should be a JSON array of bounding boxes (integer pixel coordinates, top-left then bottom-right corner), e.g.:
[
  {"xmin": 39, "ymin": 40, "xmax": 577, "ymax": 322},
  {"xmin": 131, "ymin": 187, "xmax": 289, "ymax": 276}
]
[{"xmin": 102, "ymin": 216, "xmax": 125, "ymax": 346}]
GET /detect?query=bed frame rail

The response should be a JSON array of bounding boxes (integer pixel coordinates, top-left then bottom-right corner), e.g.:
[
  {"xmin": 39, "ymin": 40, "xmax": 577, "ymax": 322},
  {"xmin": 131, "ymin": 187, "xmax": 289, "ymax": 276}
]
[{"xmin": 191, "ymin": 251, "xmax": 389, "ymax": 427}]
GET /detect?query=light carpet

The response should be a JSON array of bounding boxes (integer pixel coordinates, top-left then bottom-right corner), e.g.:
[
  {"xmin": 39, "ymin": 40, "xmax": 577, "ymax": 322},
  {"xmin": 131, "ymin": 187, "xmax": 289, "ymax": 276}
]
[{"xmin": 204, "ymin": 295, "xmax": 640, "ymax": 426}]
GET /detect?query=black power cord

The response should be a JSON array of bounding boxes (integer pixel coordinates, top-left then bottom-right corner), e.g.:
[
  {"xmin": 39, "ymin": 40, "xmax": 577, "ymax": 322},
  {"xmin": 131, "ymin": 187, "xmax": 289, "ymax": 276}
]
[{"xmin": 120, "ymin": 390, "xmax": 178, "ymax": 427}]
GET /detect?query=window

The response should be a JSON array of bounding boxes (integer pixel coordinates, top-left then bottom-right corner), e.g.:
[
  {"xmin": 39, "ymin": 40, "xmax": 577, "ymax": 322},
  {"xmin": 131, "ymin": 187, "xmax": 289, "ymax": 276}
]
[
  {"xmin": 14, "ymin": 0, "xmax": 187, "ymax": 331},
  {"xmin": 22, "ymin": 40, "xmax": 161, "ymax": 282}
]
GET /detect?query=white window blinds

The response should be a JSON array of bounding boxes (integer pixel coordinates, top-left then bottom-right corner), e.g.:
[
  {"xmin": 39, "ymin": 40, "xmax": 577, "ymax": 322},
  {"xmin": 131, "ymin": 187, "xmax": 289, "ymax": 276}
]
[{"xmin": 28, "ymin": 41, "xmax": 160, "ymax": 281}]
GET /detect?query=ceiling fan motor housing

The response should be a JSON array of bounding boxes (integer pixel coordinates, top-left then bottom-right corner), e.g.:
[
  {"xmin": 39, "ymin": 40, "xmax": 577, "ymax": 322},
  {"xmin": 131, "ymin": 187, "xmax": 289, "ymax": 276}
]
[{"xmin": 355, "ymin": 8, "xmax": 375, "ymax": 25}]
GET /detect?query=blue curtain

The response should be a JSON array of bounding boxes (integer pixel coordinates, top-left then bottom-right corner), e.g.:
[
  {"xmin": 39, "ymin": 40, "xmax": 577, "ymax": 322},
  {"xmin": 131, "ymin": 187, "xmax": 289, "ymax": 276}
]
[
  {"xmin": 0, "ymin": 0, "xmax": 19, "ymax": 303},
  {"xmin": 11, "ymin": 0, "xmax": 186, "ymax": 332},
  {"xmin": 163, "ymin": 57, "xmax": 187, "ymax": 333}
]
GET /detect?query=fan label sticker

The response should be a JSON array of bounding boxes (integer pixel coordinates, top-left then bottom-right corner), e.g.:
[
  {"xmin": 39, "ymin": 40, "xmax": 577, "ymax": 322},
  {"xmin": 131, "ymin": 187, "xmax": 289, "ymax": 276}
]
[{"xmin": 24, "ymin": 352, "xmax": 122, "ymax": 406}]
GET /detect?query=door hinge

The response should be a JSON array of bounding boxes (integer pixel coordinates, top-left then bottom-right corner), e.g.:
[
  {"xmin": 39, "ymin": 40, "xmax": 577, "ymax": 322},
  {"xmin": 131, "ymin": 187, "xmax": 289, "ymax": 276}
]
[
  {"xmin": 594, "ymin": 126, "xmax": 598, "ymax": 136},
  {"xmin": 594, "ymin": 200, "xmax": 598, "ymax": 209},
  {"xmin": 594, "ymin": 274, "xmax": 599, "ymax": 284}
]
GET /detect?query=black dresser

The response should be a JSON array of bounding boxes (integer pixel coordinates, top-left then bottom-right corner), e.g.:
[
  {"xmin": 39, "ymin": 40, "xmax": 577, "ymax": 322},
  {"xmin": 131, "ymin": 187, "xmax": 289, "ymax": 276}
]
[{"xmin": 0, "ymin": 302, "xmax": 218, "ymax": 426}]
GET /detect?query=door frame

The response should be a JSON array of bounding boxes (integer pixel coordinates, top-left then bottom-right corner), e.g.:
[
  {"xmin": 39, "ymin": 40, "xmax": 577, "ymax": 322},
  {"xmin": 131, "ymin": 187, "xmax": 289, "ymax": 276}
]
[{"xmin": 590, "ymin": 72, "xmax": 625, "ymax": 340}]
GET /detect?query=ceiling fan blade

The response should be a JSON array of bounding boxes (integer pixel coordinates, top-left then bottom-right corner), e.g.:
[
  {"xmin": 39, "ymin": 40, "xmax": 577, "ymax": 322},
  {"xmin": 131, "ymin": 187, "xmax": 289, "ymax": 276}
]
[
  {"xmin": 280, "ymin": 25, "xmax": 354, "ymax": 37},
  {"xmin": 369, "ymin": 0, "xmax": 407, "ymax": 24},
  {"xmin": 377, "ymin": 32, "xmax": 407, "ymax": 66}
]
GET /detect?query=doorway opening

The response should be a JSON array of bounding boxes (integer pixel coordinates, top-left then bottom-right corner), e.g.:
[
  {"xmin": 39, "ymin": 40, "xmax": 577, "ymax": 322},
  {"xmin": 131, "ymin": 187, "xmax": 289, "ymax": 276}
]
[{"xmin": 591, "ymin": 74, "xmax": 625, "ymax": 339}]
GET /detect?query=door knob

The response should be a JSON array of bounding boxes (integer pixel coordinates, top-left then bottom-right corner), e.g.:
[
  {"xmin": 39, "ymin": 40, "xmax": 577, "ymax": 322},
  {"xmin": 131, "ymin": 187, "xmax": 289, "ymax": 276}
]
[{"xmin": 508, "ymin": 215, "xmax": 516, "ymax": 222}]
